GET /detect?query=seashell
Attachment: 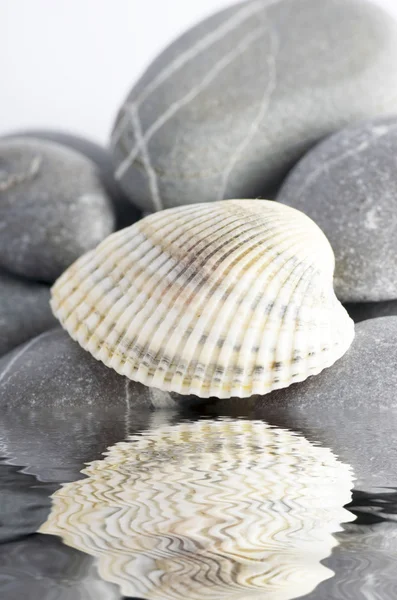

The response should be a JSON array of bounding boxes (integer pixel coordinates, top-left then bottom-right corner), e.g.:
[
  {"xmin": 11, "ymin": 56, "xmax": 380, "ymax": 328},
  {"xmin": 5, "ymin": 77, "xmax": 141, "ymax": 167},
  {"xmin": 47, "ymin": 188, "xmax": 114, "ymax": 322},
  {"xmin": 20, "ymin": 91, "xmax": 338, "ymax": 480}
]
[
  {"xmin": 51, "ymin": 200, "xmax": 354, "ymax": 398},
  {"xmin": 40, "ymin": 418, "xmax": 355, "ymax": 600}
]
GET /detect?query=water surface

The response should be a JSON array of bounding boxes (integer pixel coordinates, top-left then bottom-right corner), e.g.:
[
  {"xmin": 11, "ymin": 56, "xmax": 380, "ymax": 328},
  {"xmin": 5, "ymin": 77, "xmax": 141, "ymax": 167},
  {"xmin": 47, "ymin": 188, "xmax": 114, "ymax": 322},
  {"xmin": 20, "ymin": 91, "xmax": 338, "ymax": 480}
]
[{"xmin": 0, "ymin": 400, "xmax": 396, "ymax": 599}]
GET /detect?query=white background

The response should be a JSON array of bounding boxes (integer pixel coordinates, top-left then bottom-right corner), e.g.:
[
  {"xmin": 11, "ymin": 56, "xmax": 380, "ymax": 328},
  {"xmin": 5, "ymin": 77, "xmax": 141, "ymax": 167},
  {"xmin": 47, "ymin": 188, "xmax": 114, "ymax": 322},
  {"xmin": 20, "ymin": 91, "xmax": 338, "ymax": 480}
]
[{"xmin": 1, "ymin": 0, "xmax": 397, "ymax": 144}]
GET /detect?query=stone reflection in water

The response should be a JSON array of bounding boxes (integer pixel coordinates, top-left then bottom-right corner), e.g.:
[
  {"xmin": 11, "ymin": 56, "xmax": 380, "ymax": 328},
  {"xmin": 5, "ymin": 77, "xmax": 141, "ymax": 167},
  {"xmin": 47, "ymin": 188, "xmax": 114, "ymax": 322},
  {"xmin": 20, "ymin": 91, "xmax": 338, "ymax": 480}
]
[
  {"xmin": 0, "ymin": 534, "xmax": 120, "ymax": 600},
  {"xmin": 40, "ymin": 418, "xmax": 354, "ymax": 600},
  {"xmin": 302, "ymin": 518, "xmax": 397, "ymax": 600}
]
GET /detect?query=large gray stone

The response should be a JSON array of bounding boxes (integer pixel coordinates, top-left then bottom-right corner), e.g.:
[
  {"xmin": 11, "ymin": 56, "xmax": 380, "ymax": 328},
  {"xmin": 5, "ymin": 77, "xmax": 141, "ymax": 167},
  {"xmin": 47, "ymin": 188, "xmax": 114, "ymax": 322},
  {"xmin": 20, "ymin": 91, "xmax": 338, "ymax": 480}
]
[
  {"xmin": 0, "ymin": 137, "xmax": 115, "ymax": 282},
  {"xmin": 203, "ymin": 317, "xmax": 397, "ymax": 490},
  {"xmin": 111, "ymin": 0, "xmax": 397, "ymax": 212},
  {"xmin": 0, "ymin": 269, "xmax": 56, "ymax": 356},
  {"xmin": 6, "ymin": 129, "xmax": 141, "ymax": 229},
  {"xmin": 277, "ymin": 117, "xmax": 397, "ymax": 301}
]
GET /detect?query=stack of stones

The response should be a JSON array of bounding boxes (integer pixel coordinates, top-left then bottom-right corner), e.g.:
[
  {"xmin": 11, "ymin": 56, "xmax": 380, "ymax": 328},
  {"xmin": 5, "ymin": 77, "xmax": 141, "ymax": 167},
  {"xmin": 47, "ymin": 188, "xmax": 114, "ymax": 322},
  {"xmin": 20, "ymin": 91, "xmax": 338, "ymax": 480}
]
[{"xmin": 2, "ymin": 0, "xmax": 397, "ymax": 429}]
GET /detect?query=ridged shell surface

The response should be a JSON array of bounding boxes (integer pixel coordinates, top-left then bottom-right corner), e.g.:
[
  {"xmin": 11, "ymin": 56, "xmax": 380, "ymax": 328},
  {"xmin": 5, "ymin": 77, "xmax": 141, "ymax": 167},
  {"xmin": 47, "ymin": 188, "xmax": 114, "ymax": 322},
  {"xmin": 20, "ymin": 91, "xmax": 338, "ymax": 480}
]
[
  {"xmin": 40, "ymin": 418, "xmax": 355, "ymax": 600},
  {"xmin": 51, "ymin": 200, "xmax": 354, "ymax": 398}
]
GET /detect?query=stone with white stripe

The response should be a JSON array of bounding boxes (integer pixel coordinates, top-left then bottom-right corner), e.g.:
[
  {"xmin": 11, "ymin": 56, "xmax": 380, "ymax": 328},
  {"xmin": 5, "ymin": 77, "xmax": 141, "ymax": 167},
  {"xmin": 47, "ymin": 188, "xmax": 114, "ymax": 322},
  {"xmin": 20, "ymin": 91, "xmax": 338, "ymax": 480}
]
[
  {"xmin": 0, "ymin": 328, "xmax": 184, "ymax": 409},
  {"xmin": 0, "ymin": 137, "xmax": 115, "ymax": 282},
  {"xmin": 278, "ymin": 117, "xmax": 397, "ymax": 301},
  {"xmin": 110, "ymin": 0, "xmax": 397, "ymax": 211}
]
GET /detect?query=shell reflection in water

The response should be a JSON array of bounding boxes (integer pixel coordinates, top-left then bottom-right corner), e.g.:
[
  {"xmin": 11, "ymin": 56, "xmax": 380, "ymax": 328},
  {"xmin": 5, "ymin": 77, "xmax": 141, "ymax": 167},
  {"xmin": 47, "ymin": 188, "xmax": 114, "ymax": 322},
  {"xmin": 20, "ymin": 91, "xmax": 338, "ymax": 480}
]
[{"xmin": 40, "ymin": 419, "xmax": 355, "ymax": 599}]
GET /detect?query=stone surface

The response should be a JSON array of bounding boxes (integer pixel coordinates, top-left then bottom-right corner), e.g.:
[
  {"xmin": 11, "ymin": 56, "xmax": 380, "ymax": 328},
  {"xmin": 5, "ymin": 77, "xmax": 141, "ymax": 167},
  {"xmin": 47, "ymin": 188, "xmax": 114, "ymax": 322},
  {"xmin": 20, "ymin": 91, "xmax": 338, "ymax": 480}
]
[
  {"xmin": 0, "ymin": 328, "xmax": 185, "ymax": 410},
  {"xmin": 0, "ymin": 137, "xmax": 116, "ymax": 282},
  {"xmin": 345, "ymin": 300, "xmax": 397, "ymax": 323},
  {"xmin": 7, "ymin": 130, "xmax": 141, "ymax": 229},
  {"xmin": 0, "ymin": 269, "xmax": 56, "ymax": 356},
  {"xmin": 111, "ymin": 0, "xmax": 397, "ymax": 212},
  {"xmin": 0, "ymin": 329, "xmax": 191, "ymax": 481},
  {"xmin": 277, "ymin": 117, "xmax": 397, "ymax": 301},
  {"xmin": 201, "ymin": 317, "xmax": 397, "ymax": 490},
  {"xmin": 0, "ymin": 535, "xmax": 120, "ymax": 600}
]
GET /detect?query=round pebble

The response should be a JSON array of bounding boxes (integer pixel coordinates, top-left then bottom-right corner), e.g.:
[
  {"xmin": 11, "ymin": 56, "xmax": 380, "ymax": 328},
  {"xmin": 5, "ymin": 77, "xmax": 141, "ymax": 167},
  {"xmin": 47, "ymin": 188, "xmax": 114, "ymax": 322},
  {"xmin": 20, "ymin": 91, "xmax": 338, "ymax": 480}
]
[
  {"xmin": 277, "ymin": 117, "xmax": 397, "ymax": 301},
  {"xmin": 0, "ymin": 137, "xmax": 116, "ymax": 282},
  {"xmin": 7, "ymin": 129, "xmax": 141, "ymax": 229},
  {"xmin": 0, "ymin": 269, "xmax": 56, "ymax": 357},
  {"xmin": 111, "ymin": 0, "xmax": 397, "ymax": 211}
]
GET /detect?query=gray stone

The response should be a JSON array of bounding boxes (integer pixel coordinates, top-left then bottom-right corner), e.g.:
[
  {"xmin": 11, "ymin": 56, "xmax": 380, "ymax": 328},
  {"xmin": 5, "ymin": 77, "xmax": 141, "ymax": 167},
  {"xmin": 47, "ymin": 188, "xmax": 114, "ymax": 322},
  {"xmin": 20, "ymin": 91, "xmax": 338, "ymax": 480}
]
[
  {"xmin": 0, "ymin": 269, "xmax": 56, "ymax": 356},
  {"xmin": 0, "ymin": 535, "xmax": 120, "ymax": 600},
  {"xmin": 277, "ymin": 117, "xmax": 397, "ymax": 301},
  {"xmin": 6, "ymin": 129, "xmax": 142, "ymax": 229},
  {"xmin": 205, "ymin": 317, "xmax": 397, "ymax": 490},
  {"xmin": 0, "ymin": 328, "xmax": 184, "ymax": 410},
  {"xmin": 345, "ymin": 300, "xmax": 397, "ymax": 323},
  {"xmin": 0, "ymin": 329, "xmax": 189, "ymax": 481},
  {"xmin": 110, "ymin": 0, "xmax": 397, "ymax": 212},
  {"xmin": 0, "ymin": 137, "xmax": 116, "ymax": 282}
]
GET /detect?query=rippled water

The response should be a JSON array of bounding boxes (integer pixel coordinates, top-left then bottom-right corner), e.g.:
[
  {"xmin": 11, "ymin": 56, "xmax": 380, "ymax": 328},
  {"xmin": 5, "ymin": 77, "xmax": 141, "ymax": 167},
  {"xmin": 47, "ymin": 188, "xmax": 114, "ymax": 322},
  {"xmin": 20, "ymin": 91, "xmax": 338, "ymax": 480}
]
[{"xmin": 1, "ymin": 402, "xmax": 396, "ymax": 600}]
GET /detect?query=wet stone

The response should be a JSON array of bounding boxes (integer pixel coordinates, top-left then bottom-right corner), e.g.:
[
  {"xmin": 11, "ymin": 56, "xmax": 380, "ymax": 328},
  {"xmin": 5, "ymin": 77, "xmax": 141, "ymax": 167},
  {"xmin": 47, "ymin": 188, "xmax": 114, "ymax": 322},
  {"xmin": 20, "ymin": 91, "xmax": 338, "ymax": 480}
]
[{"xmin": 0, "ymin": 329, "xmax": 190, "ymax": 483}]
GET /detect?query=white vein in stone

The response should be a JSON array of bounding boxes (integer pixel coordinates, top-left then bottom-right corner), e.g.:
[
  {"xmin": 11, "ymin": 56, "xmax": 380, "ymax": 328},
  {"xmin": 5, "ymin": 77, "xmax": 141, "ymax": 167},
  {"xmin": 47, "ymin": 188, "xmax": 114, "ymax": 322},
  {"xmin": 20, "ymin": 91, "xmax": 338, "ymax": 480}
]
[
  {"xmin": 115, "ymin": 26, "xmax": 265, "ymax": 181},
  {"xmin": 124, "ymin": 378, "xmax": 131, "ymax": 438},
  {"xmin": 124, "ymin": 378, "xmax": 131, "ymax": 409},
  {"xmin": 110, "ymin": 109, "xmax": 131, "ymax": 152},
  {"xmin": 111, "ymin": 2, "xmax": 267, "ymax": 169},
  {"xmin": 0, "ymin": 329, "xmax": 55, "ymax": 388},
  {"xmin": 132, "ymin": 0, "xmax": 267, "ymax": 107},
  {"xmin": 0, "ymin": 155, "xmax": 42, "ymax": 192},
  {"xmin": 129, "ymin": 103, "xmax": 163, "ymax": 211},
  {"xmin": 217, "ymin": 22, "xmax": 279, "ymax": 200},
  {"xmin": 294, "ymin": 122, "xmax": 397, "ymax": 201}
]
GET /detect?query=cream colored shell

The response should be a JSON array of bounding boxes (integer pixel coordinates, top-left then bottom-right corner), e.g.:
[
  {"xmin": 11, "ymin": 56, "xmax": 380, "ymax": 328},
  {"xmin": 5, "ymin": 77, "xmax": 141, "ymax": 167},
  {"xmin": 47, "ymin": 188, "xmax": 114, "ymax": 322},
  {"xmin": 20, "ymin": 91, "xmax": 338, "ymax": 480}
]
[
  {"xmin": 51, "ymin": 200, "xmax": 354, "ymax": 398},
  {"xmin": 40, "ymin": 419, "xmax": 354, "ymax": 600}
]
